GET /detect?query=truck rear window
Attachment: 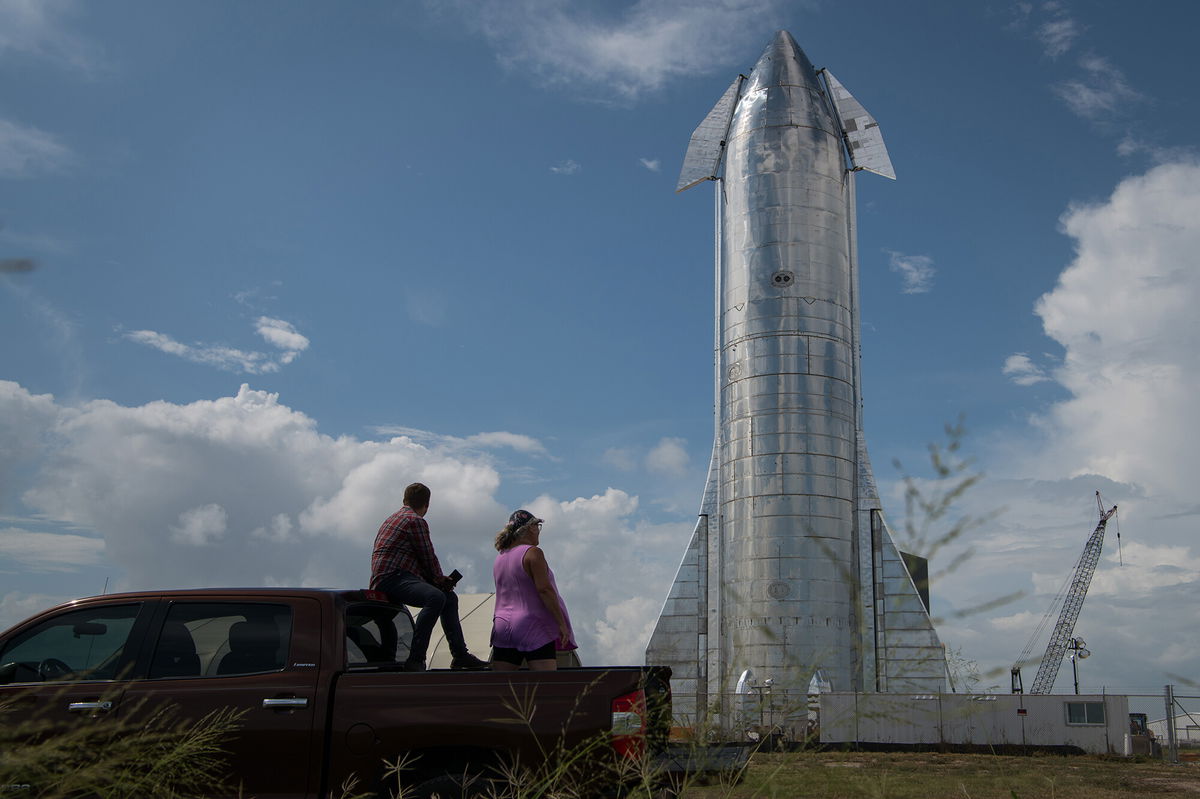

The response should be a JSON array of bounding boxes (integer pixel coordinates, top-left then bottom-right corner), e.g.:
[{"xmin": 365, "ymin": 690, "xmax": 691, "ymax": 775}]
[{"xmin": 345, "ymin": 604, "xmax": 413, "ymax": 667}]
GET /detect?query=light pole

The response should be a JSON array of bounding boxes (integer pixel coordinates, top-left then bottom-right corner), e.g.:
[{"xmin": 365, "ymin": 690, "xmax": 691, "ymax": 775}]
[{"xmin": 1068, "ymin": 637, "xmax": 1091, "ymax": 694}]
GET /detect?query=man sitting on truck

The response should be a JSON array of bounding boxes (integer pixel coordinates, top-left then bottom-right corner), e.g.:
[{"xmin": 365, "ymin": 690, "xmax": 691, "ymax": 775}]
[{"xmin": 370, "ymin": 482, "xmax": 488, "ymax": 671}]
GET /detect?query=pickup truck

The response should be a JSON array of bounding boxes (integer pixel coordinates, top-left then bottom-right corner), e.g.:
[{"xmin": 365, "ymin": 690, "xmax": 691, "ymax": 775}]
[{"xmin": 0, "ymin": 588, "xmax": 672, "ymax": 798}]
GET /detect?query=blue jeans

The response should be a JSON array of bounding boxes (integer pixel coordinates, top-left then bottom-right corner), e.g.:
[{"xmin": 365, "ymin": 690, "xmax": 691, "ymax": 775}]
[{"xmin": 376, "ymin": 570, "xmax": 468, "ymax": 663}]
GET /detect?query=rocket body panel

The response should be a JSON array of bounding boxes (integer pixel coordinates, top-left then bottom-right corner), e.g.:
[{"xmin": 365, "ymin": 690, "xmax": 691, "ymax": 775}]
[
  {"xmin": 647, "ymin": 30, "xmax": 946, "ymax": 726},
  {"xmin": 718, "ymin": 32, "xmax": 859, "ymax": 693}
]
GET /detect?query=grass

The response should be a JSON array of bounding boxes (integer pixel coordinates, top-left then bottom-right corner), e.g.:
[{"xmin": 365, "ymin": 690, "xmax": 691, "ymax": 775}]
[
  {"xmin": 680, "ymin": 750, "xmax": 1200, "ymax": 799},
  {"xmin": 0, "ymin": 689, "xmax": 245, "ymax": 799}
]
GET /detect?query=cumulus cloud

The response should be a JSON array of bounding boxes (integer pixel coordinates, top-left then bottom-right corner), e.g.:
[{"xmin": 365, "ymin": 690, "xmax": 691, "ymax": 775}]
[
  {"xmin": 0, "ymin": 380, "xmax": 686, "ymax": 663},
  {"xmin": 443, "ymin": 0, "xmax": 784, "ymax": 102},
  {"xmin": 550, "ymin": 159, "xmax": 581, "ymax": 175},
  {"xmin": 885, "ymin": 250, "xmax": 935, "ymax": 294},
  {"xmin": 124, "ymin": 316, "xmax": 309, "ymax": 374},
  {"xmin": 519, "ymin": 488, "xmax": 690, "ymax": 664},
  {"xmin": 1028, "ymin": 160, "xmax": 1200, "ymax": 496},
  {"xmin": 931, "ymin": 161, "xmax": 1200, "ymax": 691},
  {"xmin": 0, "ymin": 381, "xmax": 59, "ymax": 511},
  {"xmin": 0, "ymin": 118, "xmax": 73, "ymax": 178},
  {"xmin": 639, "ymin": 157, "xmax": 661, "ymax": 172},
  {"xmin": 1002, "ymin": 353, "xmax": 1050, "ymax": 386},
  {"xmin": 646, "ymin": 437, "xmax": 689, "ymax": 477},
  {"xmin": 170, "ymin": 504, "xmax": 229, "ymax": 546}
]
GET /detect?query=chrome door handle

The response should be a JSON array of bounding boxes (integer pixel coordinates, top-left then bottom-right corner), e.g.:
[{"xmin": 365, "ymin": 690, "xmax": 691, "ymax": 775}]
[
  {"xmin": 68, "ymin": 701, "xmax": 113, "ymax": 713},
  {"xmin": 262, "ymin": 697, "xmax": 308, "ymax": 709}
]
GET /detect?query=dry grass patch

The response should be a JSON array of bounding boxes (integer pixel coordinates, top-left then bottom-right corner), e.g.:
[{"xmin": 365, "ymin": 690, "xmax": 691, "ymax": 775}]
[{"xmin": 681, "ymin": 750, "xmax": 1200, "ymax": 799}]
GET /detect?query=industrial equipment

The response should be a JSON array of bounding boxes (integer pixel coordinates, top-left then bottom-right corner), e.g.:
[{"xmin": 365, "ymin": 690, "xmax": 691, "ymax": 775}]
[{"xmin": 1011, "ymin": 492, "xmax": 1117, "ymax": 694}]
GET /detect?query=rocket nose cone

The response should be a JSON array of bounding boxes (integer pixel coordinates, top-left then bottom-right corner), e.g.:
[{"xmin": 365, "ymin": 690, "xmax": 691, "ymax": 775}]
[{"xmin": 751, "ymin": 30, "xmax": 819, "ymax": 89}]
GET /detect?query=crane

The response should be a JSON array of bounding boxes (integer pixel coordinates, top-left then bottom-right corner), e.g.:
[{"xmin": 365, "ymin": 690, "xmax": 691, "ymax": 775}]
[{"xmin": 1011, "ymin": 491, "xmax": 1118, "ymax": 694}]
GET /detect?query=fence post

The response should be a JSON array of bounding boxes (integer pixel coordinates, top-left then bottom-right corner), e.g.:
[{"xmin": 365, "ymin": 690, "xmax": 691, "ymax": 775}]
[{"xmin": 1164, "ymin": 684, "xmax": 1179, "ymax": 763}]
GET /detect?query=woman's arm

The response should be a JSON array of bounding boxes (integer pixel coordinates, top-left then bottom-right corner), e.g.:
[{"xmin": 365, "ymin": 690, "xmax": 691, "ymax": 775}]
[{"xmin": 523, "ymin": 545, "xmax": 570, "ymax": 645}]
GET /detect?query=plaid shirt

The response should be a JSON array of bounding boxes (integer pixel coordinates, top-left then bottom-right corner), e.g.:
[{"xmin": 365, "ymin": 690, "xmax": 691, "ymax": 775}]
[{"xmin": 370, "ymin": 505, "xmax": 446, "ymax": 588}]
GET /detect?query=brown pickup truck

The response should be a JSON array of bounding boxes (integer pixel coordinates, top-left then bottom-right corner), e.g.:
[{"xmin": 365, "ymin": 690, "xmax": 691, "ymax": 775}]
[{"xmin": 0, "ymin": 588, "xmax": 672, "ymax": 798}]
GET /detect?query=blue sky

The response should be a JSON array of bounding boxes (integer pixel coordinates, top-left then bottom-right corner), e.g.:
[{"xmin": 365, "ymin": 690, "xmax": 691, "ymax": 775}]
[{"xmin": 3, "ymin": 0, "xmax": 1199, "ymax": 697}]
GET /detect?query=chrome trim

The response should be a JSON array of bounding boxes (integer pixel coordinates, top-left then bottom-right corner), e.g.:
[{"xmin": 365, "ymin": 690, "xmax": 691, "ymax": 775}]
[
  {"xmin": 68, "ymin": 701, "xmax": 113, "ymax": 713},
  {"xmin": 262, "ymin": 697, "xmax": 308, "ymax": 709}
]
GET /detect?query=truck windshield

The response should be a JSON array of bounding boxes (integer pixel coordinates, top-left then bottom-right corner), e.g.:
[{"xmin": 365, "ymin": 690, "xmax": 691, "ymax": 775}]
[{"xmin": 345, "ymin": 604, "xmax": 414, "ymax": 667}]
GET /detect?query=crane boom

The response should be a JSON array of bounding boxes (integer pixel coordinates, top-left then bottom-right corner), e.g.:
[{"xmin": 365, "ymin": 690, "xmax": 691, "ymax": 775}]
[{"xmin": 1012, "ymin": 492, "xmax": 1117, "ymax": 694}]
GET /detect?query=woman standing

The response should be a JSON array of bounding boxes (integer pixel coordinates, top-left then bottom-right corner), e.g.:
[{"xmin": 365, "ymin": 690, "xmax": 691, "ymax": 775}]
[{"xmin": 490, "ymin": 509, "xmax": 576, "ymax": 671}]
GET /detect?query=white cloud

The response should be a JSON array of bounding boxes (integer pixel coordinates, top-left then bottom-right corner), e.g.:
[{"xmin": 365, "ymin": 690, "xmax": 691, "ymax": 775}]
[
  {"xmin": 0, "ymin": 381, "xmax": 59, "ymax": 512},
  {"xmin": 602, "ymin": 447, "xmax": 637, "ymax": 471},
  {"xmin": 639, "ymin": 157, "xmax": 661, "ymax": 172},
  {"xmin": 927, "ymin": 162, "xmax": 1200, "ymax": 690},
  {"xmin": 0, "ymin": 381, "xmax": 691, "ymax": 664},
  {"xmin": 125, "ymin": 329, "xmax": 279, "ymax": 373},
  {"xmin": 1052, "ymin": 54, "xmax": 1142, "ymax": 122},
  {"xmin": 885, "ymin": 250, "xmax": 935, "ymax": 294},
  {"xmin": 0, "ymin": 528, "xmax": 104, "ymax": 571},
  {"xmin": 1035, "ymin": 15, "xmax": 1079, "ymax": 59},
  {"xmin": 0, "ymin": 0, "xmax": 105, "ymax": 74},
  {"xmin": 550, "ymin": 159, "xmax": 581, "ymax": 175},
  {"xmin": 594, "ymin": 595, "xmax": 661, "ymax": 665},
  {"xmin": 255, "ymin": 317, "xmax": 310, "ymax": 362},
  {"xmin": 170, "ymin": 504, "xmax": 228, "ymax": 546},
  {"xmin": 0, "ymin": 591, "xmax": 76, "ymax": 632},
  {"xmin": 1002, "ymin": 353, "xmax": 1050, "ymax": 386},
  {"xmin": 372, "ymin": 426, "xmax": 550, "ymax": 458},
  {"xmin": 464, "ymin": 431, "xmax": 548, "ymax": 455},
  {"xmin": 645, "ymin": 437, "xmax": 689, "ymax": 477},
  {"xmin": 520, "ymin": 488, "xmax": 691, "ymax": 664},
  {"xmin": 448, "ymin": 0, "xmax": 784, "ymax": 102},
  {"xmin": 125, "ymin": 316, "xmax": 309, "ymax": 374},
  {"xmin": 0, "ymin": 118, "xmax": 73, "ymax": 178},
  {"xmin": 1027, "ymin": 159, "xmax": 1200, "ymax": 496}
]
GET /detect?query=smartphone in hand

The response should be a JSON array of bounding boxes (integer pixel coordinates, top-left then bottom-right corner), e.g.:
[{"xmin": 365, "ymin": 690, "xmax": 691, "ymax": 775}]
[{"xmin": 448, "ymin": 569, "xmax": 463, "ymax": 586}]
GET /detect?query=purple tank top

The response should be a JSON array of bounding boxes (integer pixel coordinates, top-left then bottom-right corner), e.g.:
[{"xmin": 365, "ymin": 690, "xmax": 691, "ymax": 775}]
[{"xmin": 491, "ymin": 544, "xmax": 576, "ymax": 652}]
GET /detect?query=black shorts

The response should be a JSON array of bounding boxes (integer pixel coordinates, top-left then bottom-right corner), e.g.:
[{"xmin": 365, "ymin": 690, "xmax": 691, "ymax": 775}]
[{"xmin": 491, "ymin": 641, "xmax": 555, "ymax": 666}]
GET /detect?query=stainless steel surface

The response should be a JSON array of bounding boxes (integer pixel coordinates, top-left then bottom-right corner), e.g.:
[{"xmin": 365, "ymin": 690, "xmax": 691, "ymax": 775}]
[{"xmin": 647, "ymin": 31, "xmax": 945, "ymax": 729}]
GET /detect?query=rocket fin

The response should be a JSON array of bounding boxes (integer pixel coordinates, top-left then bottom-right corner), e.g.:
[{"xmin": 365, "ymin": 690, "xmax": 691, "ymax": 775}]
[
  {"xmin": 676, "ymin": 76, "xmax": 745, "ymax": 193},
  {"xmin": 646, "ymin": 444, "xmax": 718, "ymax": 706},
  {"xmin": 822, "ymin": 70, "xmax": 896, "ymax": 180}
]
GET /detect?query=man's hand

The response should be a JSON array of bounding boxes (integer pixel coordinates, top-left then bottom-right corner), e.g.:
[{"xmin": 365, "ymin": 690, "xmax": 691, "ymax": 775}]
[{"xmin": 434, "ymin": 575, "xmax": 456, "ymax": 591}]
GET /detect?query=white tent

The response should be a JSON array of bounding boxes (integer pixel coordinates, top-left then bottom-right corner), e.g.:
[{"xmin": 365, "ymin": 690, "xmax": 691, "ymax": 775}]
[{"xmin": 421, "ymin": 593, "xmax": 581, "ymax": 669}]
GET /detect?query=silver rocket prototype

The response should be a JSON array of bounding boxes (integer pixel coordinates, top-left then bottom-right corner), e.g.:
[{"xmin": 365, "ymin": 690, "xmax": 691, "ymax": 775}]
[{"xmin": 647, "ymin": 31, "xmax": 946, "ymax": 721}]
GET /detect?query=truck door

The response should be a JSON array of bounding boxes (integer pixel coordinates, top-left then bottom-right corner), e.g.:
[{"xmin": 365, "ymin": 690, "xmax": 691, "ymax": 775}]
[
  {"xmin": 119, "ymin": 597, "xmax": 323, "ymax": 799},
  {"xmin": 0, "ymin": 601, "xmax": 150, "ymax": 792}
]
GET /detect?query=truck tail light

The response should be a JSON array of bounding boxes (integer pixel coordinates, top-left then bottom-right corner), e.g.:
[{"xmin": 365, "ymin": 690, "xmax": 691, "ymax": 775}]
[{"xmin": 611, "ymin": 689, "xmax": 647, "ymax": 759}]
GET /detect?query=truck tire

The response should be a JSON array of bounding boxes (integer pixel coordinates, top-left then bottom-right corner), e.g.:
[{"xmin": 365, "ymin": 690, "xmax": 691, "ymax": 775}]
[{"xmin": 409, "ymin": 772, "xmax": 490, "ymax": 799}]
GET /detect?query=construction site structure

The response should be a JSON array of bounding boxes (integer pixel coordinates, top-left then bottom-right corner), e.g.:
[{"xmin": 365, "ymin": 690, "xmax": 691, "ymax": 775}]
[{"xmin": 1011, "ymin": 491, "xmax": 1118, "ymax": 695}]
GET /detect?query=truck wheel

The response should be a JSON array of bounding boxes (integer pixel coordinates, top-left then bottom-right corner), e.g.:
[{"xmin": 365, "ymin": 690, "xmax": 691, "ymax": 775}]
[{"xmin": 409, "ymin": 773, "xmax": 489, "ymax": 799}]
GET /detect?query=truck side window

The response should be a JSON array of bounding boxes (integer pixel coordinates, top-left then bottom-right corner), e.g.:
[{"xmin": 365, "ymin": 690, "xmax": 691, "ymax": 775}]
[
  {"xmin": 149, "ymin": 603, "xmax": 292, "ymax": 679},
  {"xmin": 0, "ymin": 604, "xmax": 141, "ymax": 684},
  {"xmin": 345, "ymin": 604, "xmax": 413, "ymax": 667}
]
